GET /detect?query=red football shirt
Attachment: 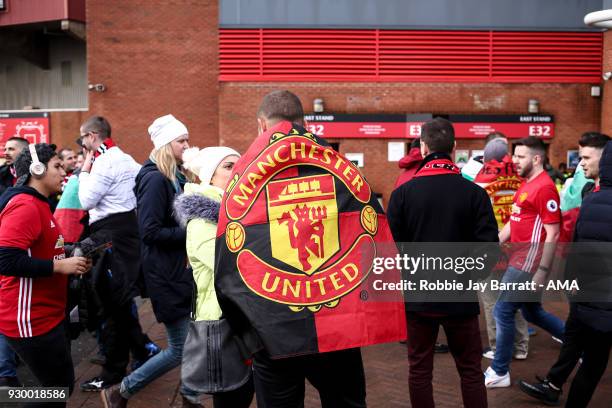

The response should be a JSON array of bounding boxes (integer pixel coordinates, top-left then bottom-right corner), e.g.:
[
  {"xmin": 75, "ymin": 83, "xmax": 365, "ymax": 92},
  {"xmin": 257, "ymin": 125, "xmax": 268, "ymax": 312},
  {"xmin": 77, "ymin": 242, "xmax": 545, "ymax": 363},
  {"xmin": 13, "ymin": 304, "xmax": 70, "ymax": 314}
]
[
  {"xmin": 0, "ymin": 194, "xmax": 67, "ymax": 338},
  {"xmin": 509, "ymin": 170, "xmax": 561, "ymax": 273}
]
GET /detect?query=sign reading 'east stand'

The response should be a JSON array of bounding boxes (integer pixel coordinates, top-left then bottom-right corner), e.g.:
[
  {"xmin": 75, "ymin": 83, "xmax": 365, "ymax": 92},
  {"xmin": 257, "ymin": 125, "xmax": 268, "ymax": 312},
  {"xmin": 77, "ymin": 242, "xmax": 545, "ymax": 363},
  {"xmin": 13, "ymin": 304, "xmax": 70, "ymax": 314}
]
[{"xmin": 304, "ymin": 113, "xmax": 554, "ymax": 139}]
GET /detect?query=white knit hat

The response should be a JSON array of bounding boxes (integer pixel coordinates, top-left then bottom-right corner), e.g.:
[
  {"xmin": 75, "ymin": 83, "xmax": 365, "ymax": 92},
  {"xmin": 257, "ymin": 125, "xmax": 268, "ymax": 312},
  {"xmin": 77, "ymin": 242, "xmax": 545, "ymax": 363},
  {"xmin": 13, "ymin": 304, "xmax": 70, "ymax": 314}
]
[
  {"xmin": 148, "ymin": 114, "xmax": 188, "ymax": 150},
  {"xmin": 182, "ymin": 146, "xmax": 241, "ymax": 185}
]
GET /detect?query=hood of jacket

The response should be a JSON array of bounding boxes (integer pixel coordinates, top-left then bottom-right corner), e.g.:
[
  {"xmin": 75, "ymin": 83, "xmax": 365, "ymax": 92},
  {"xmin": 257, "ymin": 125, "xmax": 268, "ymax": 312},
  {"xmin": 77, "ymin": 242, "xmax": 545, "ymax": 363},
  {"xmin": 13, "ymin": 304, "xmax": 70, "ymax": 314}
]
[
  {"xmin": 398, "ymin": 147, "xmax": 423, "ymax": 170},
  {"xmin": 600, "ymin": 141, "xmax": 612, "ymax": 188},
  {"xmin": 173, "ymin": 183, "xmax": 222, "ymax": 227},
  {"xmin": 0, "ymin": 185, "xmax": 50, "ymax": 212}
]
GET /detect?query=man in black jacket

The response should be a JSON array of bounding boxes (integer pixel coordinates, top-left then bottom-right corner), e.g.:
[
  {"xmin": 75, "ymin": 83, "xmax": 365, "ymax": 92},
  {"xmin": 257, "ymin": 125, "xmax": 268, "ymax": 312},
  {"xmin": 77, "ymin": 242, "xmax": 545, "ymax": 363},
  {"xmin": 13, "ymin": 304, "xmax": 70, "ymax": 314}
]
[
  {"xmin": 388, "ymin": 117, "xmax": 498, "ymax": 408},
  {"xmin": 518, "ymin": 140, "xmax": 612, "ymax": 407},
  {"xmin": 0, "ymin": 137, "xmax": 28, "ymax": 196}
]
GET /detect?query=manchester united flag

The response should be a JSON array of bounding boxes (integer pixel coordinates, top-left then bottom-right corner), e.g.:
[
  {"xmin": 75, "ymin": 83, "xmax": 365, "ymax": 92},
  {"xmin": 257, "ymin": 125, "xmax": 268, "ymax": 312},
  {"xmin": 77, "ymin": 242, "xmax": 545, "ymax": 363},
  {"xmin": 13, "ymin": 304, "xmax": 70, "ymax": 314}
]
[{"xmin": 215, "ymin": 121, "xmax": 406, "ymax": 358}]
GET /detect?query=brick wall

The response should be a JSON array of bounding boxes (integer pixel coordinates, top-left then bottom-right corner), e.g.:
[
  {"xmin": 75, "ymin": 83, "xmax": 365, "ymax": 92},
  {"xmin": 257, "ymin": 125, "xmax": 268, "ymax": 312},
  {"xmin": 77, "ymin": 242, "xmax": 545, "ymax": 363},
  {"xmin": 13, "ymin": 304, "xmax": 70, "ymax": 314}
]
[
  {"xmin": 49, "ymin": 111, "xmax": 89, "ymax": 151},
  {"xmin": 219, "ymin": 82, "xmax": 600, "ymax": 207},
  {"xmin": 602, "ymin": 31, "xmax": 612, "ymax": 135},
  {"xmin": 86, "ymin": 0, "xmax": 219, "ymax": 163}
]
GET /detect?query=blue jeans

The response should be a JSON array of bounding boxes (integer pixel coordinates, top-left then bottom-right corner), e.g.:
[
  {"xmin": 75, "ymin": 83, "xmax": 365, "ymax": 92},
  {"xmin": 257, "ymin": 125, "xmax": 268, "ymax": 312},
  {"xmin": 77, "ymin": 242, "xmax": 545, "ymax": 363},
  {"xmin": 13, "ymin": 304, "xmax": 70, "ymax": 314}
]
[
  {"xmin": 120, "ymin": 317, "xmax": 197, "ymax": 399},
  {"xmin": 0, "ymin": 334, "xmax": 17, "ymax": 378},
  {"xmin": 491, "ymin": 267, "xmax": 565, "ymax": 376}
]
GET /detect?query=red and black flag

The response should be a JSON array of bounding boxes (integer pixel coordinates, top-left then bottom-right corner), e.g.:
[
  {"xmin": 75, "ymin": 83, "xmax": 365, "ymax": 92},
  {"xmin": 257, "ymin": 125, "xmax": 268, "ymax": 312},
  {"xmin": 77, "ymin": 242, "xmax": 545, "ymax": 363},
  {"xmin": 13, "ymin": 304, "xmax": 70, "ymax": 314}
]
[{"xmin": 215, "ymin": 121, "xmax": 406, "ymax": 358}]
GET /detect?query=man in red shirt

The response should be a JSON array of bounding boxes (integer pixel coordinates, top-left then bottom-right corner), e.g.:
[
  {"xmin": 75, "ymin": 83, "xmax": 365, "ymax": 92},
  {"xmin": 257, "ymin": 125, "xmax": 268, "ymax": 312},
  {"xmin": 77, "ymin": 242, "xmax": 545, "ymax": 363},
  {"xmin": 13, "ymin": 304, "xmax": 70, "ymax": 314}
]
[
  {"xmin": 0, "ymin": 143, "xmax": 88, "ymax": 402},
  {"xmin": 485, "ymin": 136, "xmax": 565, "ymax": 388}
]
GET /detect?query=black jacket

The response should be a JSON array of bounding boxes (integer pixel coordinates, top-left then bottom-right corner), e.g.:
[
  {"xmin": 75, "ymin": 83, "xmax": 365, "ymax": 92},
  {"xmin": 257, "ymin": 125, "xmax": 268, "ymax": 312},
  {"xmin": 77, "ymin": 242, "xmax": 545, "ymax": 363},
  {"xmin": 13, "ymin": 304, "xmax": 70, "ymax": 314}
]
[
  {"xmin": 567, "ymin": 141, "xmax": 612, "ymax": 332},
  {"xmin": 387, "ymin": 153, "xmax": 499, "ymax": 315},
  {"xmin": 0, "ymin": 165, "xmax": 15, "ymax": 196},
  {"xmin": 134, "ymin": 160, "xmax": 192, "ymax": 324}
]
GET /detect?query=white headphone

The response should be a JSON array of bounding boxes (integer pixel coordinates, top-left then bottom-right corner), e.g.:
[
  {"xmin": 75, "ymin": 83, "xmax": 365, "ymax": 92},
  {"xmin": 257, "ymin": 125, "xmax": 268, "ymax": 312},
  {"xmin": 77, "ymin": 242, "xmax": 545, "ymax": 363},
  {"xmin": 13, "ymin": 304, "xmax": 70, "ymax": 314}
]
[{"xmin": 28, "ymin": 144, "xmax": 46, "ymax": 177}]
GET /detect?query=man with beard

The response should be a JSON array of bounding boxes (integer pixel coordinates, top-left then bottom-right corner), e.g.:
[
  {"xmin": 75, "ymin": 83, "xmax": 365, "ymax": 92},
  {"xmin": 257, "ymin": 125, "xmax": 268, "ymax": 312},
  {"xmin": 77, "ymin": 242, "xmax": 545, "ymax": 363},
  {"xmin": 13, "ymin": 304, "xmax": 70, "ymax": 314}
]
[
  {"xmin": 475, "ymin": 135, "xmax": 530, "ymax": 362},
  {"xmin": 485, "ymin": 136, "xmax": 565, "ymax": 388},
  {"xmin": 0, "ymin": 137, "xmax": 28, "ymax": 195},
  {"xmin": 58, "ymin": 148, "xmax": 77, "ymax": 178}
]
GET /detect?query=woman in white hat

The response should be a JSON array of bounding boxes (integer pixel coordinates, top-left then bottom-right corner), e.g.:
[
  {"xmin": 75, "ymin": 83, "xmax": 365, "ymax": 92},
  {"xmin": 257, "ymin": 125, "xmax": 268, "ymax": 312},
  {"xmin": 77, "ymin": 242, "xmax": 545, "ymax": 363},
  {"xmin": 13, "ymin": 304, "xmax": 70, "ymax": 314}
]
[
  {"xmin": 102, "ymin": 114, "xmax": 201, "ymax": 407},
  {"xmin": 174, "ymin": 146, "xmax": 254, "ymax": 408}
]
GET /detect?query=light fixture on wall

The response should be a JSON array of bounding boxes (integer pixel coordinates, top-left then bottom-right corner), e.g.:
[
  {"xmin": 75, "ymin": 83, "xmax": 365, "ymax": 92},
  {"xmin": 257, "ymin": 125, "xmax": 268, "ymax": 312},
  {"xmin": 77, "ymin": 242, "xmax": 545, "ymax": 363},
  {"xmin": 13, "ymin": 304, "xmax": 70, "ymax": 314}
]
[
  {"xmin": 602, "ymin": 72, "xmax": 612, "ymax": 81},
  {"xmin": 313, "ymin": 98, "xmax": 324, "ymax": 113},
  {"xmin": 527, "ymin": 99, "xmax": 539, "ymax": 114},
  {"xmin": 88, "ymin": 83, "xmax": 106, "ymax": 92}
]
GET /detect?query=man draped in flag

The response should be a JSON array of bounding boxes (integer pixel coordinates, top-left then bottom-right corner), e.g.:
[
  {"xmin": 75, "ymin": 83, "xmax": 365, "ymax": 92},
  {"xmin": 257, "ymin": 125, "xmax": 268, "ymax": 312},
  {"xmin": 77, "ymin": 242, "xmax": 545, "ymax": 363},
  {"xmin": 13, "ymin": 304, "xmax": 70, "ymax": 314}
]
[{"xmin": 215, "ymin": 90, "xmax": 406, "ymax": 407}]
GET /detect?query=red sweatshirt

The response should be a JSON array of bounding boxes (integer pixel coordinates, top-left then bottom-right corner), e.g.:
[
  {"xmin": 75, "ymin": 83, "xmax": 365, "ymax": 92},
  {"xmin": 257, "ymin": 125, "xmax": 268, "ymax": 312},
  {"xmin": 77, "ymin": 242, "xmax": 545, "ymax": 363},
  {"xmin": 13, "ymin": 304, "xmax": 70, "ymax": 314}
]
[{"xmin": 0, "ymin": 192, "xmax": 67, "ymax": 338}]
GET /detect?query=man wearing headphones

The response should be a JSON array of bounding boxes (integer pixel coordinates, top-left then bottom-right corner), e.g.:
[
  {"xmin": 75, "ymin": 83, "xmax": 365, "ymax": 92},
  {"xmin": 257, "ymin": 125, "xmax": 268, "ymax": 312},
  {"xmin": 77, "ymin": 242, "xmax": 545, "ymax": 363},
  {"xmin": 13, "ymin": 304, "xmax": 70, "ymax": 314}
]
[{"xmin": 0, "ymin": 143, "xmax": 88, "ymax": 402}]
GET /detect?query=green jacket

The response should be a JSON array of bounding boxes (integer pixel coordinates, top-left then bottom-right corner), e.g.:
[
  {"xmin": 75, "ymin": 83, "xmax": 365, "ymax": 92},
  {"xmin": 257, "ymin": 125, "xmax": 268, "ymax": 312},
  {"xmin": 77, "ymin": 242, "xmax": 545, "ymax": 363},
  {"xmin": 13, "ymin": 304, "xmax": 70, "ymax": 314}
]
[{"xmin": 174, "ymin": 183, "xmax": 224, "ymax": 321}]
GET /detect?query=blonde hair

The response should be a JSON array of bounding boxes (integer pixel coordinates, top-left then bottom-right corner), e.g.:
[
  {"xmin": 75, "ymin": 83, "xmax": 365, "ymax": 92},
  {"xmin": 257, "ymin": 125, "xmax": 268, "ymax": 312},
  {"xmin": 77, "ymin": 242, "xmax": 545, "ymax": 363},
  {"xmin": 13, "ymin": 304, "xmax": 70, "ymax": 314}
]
[{"xmin": 150, "ymin": 144, "xmax": 195, "ymax": 183}]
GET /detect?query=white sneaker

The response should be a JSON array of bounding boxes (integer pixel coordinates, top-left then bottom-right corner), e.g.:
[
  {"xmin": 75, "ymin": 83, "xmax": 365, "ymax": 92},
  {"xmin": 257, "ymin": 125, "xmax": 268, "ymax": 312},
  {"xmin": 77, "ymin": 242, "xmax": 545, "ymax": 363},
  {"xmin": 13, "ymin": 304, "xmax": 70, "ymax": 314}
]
[
  {"xmin": 484, "ymin": 366, "xmax": 511, "ymax": 388},
  {"xmin": 482, "ymin": 349, "xmax": 495, "ymax": 359},
  {"xmin": 513, "ymin": 351, "xmax": 528, "ymax": 360}
]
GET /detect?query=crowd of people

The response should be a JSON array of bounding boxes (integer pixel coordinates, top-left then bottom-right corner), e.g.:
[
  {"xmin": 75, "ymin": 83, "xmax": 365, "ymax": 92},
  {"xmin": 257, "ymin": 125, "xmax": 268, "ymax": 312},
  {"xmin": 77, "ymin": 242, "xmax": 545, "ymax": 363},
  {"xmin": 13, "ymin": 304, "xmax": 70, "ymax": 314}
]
[{"xmin": 0, "ymin": 90, "xmax": 609, "ymax": 408}]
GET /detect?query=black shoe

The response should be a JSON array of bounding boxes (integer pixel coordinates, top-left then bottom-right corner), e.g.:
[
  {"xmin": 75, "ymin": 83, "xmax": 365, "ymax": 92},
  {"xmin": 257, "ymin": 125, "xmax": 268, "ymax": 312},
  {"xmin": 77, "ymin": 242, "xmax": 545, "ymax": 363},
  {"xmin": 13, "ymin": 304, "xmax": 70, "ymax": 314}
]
[
  {"xmin": 518, "ymin": 378, "xmax": 561, "ymax": 406},
  {"xmin": 80, "ymin": 376, "xmax": 118, "ymax": 392},
  {"xmin": 434, "ymin": 343, "xmax": 449, "ymax": 353},
  {"xmin": 0, "ymin": 376, "xmax": 22, "ymax": 388}
]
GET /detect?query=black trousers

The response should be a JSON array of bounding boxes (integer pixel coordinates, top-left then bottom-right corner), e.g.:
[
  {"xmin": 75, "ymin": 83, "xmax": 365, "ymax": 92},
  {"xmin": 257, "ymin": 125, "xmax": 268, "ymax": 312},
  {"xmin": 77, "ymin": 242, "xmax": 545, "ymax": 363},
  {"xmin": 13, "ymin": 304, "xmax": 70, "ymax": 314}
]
[
  {"xmin": 547, "ymin": 308, "xmax": 584, "ymax": 388},
  {"xmin": 546, "ymin": 310, "xmax": 612, "ymax": 408},
  {"xmin": 100, "ymin": 300, "xmax": 150, "ymax": 382},
  {"xmin": 6, "ymin": 322, "xmax": 74, "ymax": 408},
  {"xmin": 253, "ymin": 348, "xmax": 366, "ymax": 408},
  {"xmin": 91, "ymin": 212, "xmax": 149, "ymax": 382},
  {"xmin": 212, "ymin": 375, "xmax": 255, "ymax": 408}
]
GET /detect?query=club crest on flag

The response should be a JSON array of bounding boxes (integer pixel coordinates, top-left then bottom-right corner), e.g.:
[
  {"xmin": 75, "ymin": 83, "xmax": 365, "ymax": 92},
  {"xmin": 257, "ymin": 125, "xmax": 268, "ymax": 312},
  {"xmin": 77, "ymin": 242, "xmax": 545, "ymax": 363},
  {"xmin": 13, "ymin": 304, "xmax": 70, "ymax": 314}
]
[{"xmin": 267, "ymin": 174, "xmax": 339, "ymax": 275}]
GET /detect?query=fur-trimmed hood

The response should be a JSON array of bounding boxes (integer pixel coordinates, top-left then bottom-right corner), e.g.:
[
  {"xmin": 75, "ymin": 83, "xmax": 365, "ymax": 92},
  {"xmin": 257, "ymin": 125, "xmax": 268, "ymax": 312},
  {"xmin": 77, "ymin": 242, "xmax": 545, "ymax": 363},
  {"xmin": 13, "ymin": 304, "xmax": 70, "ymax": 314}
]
[{"xmin": 173, "ymin": 183, "xmax": 223, "ymax": 227}]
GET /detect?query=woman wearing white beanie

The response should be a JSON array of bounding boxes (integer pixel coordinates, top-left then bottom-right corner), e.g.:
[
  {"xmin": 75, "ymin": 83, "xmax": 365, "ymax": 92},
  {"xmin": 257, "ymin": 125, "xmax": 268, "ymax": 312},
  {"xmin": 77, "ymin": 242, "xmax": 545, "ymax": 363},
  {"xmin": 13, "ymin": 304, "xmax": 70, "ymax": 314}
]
[
  {"xmin": 102, "ymin": 114, "xmax": 201, "ymax": 407},
  {"xmin": 174, "ymin": 146, "xmax": 254, "ymax": 408}
]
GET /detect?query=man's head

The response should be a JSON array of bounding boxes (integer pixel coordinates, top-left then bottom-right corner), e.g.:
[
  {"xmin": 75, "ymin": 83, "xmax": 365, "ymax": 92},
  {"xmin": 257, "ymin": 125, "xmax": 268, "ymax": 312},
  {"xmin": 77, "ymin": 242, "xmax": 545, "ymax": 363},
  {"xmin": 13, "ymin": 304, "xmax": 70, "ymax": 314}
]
[
  {"xmin": 578, "ymin": 132, "xmax": 611, "ymax": 180},
  {"xmin": 257, "ymin": 90, "xmax": 304, "ymax": 135},
  {"xmin": 419, "ymin": 117, "xmax": 455, "ymax": 157},
  {"xmin": 14, "ymin": 144, "xmax": 65, "ymax": 196},
  {"xmin": 485, "ymin": 132, "xmax": 508, "ymax": 144},
  {"xmin": 79, "ymin": 116, "xmax": 111, "ymax": 151},
  {"xmin": 512, "ymin": 136, "xmax": 547, "ymax": 178},
  {"xmin": 484, "ymin": 137, "xmax": 509, "ymax": 163},
  {"xmin": 58, "ymin": 148, "xmax": 77, "ymax": 173},
  {"xmin": 4, "ymin": 137, "xmax": 28, "ymax": 166},
  {"xmin": 75, "ymin": 152, "xmax": 85, "ymax": 169}
]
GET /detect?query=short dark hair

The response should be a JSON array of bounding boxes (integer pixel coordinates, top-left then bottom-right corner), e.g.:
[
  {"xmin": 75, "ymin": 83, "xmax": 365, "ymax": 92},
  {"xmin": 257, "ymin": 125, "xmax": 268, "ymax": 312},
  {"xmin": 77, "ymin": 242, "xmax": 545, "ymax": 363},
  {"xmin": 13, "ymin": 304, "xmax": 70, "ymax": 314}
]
[
  {"xmin": 410, "ymin": 138, "xmax": 421, "ymax": 149},
  {"xmin": 257, "ymin": 90, "xmax": 304, "ymax": 124},
  {"xmin": 485, "ymin": 132, "xmax": 507, "ymax": 144},
  {"xmin": 81, "ymin": 116, "xmax": 111, "ymax": 139},
  {"xmin": 6, "ymin": 137, "xmax": 29, "ymax": 149},
  {"xmin": 57, "ymin": 148, "xmax": 74, "ymax": 160},
  {"xmin": 14, "ymin": 143, "xmax": 57, "ymax": 185},
  {"xmin": 578, "ymin": 132, "xmax": 611, "ymax": 149},
  {"xmin": 514, "ymin": 136, "xmax": 547, "ymax": 159},
  {"xmin": 420, "ymin": 117, "xmax": 455, "ymax": 154}
]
